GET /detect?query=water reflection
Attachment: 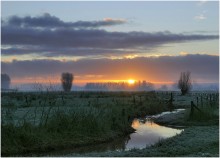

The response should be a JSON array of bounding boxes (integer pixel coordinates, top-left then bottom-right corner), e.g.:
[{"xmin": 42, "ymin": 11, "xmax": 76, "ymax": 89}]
[{"xmin": 125, "ymin": 119, "xmax": 183, "ymax": 150}]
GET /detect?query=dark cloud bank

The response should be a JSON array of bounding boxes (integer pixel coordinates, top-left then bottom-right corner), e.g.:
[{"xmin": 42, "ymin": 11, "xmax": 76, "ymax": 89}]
[
  {"xmin": 2, "ymin": 54, "xmax": 219, "ymax": 83},
  {"xmin": 3, "ymin": 13, "xmax": 126, "ymax": 28},
  {"xmin": 1, "ymin": 14, "xmax": 218, "ymax": 57}
]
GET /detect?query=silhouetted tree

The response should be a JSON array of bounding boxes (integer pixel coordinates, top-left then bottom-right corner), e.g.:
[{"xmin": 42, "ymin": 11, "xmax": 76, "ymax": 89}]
[
  {"xmin": 61, "ymin": 73, "xmax": 73, "ymax": 92},
  {"xmin": 1, "ymin": 74, "xmax": 11, "ymax": 89},
  {"xmin": 178, "ymin": 71, "xmax": 192, "ymax": 95}
]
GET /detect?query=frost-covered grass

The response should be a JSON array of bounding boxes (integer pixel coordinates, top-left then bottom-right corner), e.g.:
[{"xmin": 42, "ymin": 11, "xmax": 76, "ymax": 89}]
[{"xmin": 1, "ymin": 91, "xmax": 168, "ymax": 156}]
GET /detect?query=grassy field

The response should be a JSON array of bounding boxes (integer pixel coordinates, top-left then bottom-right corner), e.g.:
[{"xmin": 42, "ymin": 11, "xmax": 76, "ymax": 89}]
[{"xmin": 1, "ymin": 91, "xmax": 219, "ymax": 156}]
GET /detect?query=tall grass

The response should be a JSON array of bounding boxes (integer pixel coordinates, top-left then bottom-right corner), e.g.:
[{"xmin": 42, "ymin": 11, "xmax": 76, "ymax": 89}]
[{"xmin": 1, "ymin": 108, "xmax": 128, "ymax": 155}]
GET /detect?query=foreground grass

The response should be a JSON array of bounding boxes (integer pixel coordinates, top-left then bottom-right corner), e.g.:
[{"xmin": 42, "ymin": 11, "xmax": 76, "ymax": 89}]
[
  {"xmin": 1, "ymin": 91, "xmax": 168, "ymax": 156},
  {"xmin": 1, "ymin": 108, "xmax": 133, "ymax": 156},
  {"xmin": 69, "ymin": 125, "xmax": 219, "ymax": 157}
]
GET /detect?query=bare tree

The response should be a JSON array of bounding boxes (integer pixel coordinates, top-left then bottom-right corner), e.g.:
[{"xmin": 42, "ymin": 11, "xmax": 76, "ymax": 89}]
[
  {"xmin": 1, "ymin": 74, "xmax": 11, "ymax": 89},
  {"xmin": 178, "ymin": 71, "xmax": 192, "ymax": 95},
  {"xmin": 61, "ymin": 73, "xmax": 74, "ymax": 92}
]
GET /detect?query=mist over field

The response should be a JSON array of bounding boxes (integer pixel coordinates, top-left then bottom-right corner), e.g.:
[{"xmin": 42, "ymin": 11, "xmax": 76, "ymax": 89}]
[{"xmin": 9, "ymin": 82, "xmax": 219, "ymax": 92}]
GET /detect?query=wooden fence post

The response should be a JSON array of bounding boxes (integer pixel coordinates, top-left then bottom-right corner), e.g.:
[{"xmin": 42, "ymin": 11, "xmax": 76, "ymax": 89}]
[
  {"xmin": 201, "ymin": 96, "xmax": 203, "ymax": 107},
  {"xmin": 168, "ymin": 92, "xmax": 174, "ymax": 111},
  {"xmin": 190, "ymin": 101, "xmax": 194, "ymax": 118},
  {"xmin": 133, "ymin": 95, "xmax": 136, "ymax": 104}
]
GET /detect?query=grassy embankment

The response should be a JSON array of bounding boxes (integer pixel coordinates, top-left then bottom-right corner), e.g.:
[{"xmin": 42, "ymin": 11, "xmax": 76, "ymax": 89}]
[{"xmin": 1, "ymin": 91, "xmax": 169, "ymax": 156}]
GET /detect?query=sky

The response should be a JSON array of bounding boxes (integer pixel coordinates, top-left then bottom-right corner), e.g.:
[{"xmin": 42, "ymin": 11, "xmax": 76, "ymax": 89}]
[{"xmin": 1, "ymin": 1, "xmax": 219, "ymax": 86}]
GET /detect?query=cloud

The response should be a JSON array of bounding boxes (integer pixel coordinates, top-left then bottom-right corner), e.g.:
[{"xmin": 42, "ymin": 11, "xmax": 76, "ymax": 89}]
[
  {"xmin": 103, "ymin": 17, "xmax": 127, "ymax": 24},
  {"xmin": 2, "ymin": 54, "xmax": 219, "ymax": 83},
  {"xmin": 3, "ymin": 13, "xmax": 127, "ymax": 29},
  {"xmin": 194, "ymin": 14, "xmax": 207, "ymax": 20},
  {"xmin": 1, "ymin": 25, "xmax": 218, "ymax": 57},
  {"xmin": 182, "ymin": 30, "xmax": 218, "ymax": 35},
  {"xmin": 197, "ymin": 0, "xmax": 207, "ymax": 6},
  {"xmin": 3, "ymin": 26, "xmax": 217, "ymax": 48},
  {"xmin": 179, "ymin": 51, "xmax": 188, "ymax": 56},
  {"xmin": 1, "ymin": 46, "xmax": 137, "ymax": 57}
]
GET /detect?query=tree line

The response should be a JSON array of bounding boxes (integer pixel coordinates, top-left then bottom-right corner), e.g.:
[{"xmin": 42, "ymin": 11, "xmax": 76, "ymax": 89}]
[
  {"xmin": 85, "ymin": 81, "xmax": 154, "ymax": 91},
  {"xmin": 1, "ymin": 71, "xmax": 192, "ymax": 95}
]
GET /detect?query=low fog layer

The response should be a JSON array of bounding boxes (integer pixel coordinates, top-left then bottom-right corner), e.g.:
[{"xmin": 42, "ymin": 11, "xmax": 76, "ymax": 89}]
[{"xmin": 9, "ymin": 82, "xmax": 219, "ymax": 92}]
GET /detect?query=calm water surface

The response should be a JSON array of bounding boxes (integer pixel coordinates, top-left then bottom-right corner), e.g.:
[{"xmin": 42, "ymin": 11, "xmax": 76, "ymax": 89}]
[{"xmin": 126, "ymin": 119, "xmax": 183, "ymax": 150}]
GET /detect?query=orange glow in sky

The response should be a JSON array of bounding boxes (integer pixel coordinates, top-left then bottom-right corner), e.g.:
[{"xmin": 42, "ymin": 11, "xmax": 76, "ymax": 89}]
[{"xmin": 128, "ymin": 79, "xmax": 135, "ymax": 84}]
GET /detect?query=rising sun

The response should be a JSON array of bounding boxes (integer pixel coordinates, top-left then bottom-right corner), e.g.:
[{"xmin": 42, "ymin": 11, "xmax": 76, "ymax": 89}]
[{"xmin": 128, "ymin": 79, "xmax": 135, "ymax": 84}]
